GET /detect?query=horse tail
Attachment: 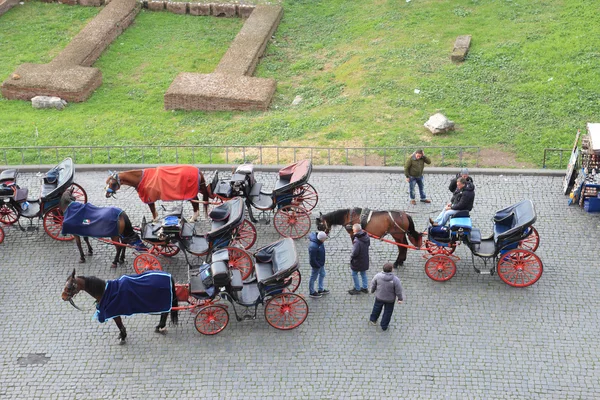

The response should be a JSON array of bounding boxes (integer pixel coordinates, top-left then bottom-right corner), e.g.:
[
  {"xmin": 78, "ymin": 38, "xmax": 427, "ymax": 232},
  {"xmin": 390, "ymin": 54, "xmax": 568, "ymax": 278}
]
[
  {"xmin": 199, "ymin": 171, "xmax": 210, "ymax": 216},
  {"xmin": 405, "ymin": 213, "xmax": 423, "ymax": 248},
  {"xmin": 170, "ymin": 277, "xmax": 179, "ymax": 326}
]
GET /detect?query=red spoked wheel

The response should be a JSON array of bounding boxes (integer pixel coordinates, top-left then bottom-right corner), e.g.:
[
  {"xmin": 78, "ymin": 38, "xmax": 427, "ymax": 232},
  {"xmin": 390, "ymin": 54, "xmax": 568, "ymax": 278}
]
[
  {"xmin": 43, "ymin": 206, "xmax": 74, "ymax": 241},
  {"xmin": 226, "ymin": 246, "xmax": 253, "ymax": 281},
  {"xmin": 195, "ymin": 305, "xmax": 229, "ymax": 335},
  {"xmin": 231, "ymin": 219, "xmax": 257, "ymax": 250},
  {"xmin": 518, "ymin": 226, "xmax": 539, "ymax": 252},
  {"xmin": 265, "ymin": 293, "xmax": 308, "ymax": 330},
  {"xmin": 283, "ymin": 270, "xmax": 301, "ymax": 293},
  {"xmin": 68, "ymin": 183, "xmax": 88, "ymax": 203},
  {"xmin": 156, "ymin": 243, "xmax": 180, "ymax": 257},
  {"xmin": 133, "ymin": 253, "xmax": 162, "ymax": 274},
  {"xmin": 497, "ymin": 249, "xmax": 543, "ymax": 288},
  {"xmin": 0, "ymin": 203, "xmax": 19, "ymax": 225},
  {"xmin": 273, "ymin": 205, "xmax": 311, "ymax": 239},
  {"xmin": 424, "ymin": 255, "xmax": 457, "ymax": 282},
  {"xmin": 0, "ymin": 226, "xmax": 4, "ymax": 244},
  {"xmin": 292, "ymin": 183, "xmax": 318, "ymax": 212},
  {"xmin": 425, "ymin": 240, "xmax": 456, "ymax": 256}
]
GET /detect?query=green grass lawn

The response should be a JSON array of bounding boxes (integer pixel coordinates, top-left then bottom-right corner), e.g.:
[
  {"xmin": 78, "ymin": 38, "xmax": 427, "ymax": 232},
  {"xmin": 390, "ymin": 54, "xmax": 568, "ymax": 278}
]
[{"xmin": 0, "ymin": 0, "xmax": 599, "ymax": 167}]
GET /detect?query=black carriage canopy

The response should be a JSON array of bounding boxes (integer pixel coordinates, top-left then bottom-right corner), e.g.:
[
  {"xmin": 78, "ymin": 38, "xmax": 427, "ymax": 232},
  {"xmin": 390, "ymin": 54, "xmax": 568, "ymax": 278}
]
[
  {"xmin": 254, "ymin": 237, "xmax": 299, "ymax": 285},
  {"xmin": 493, "ymin": 199, "xmax": 536, "ymax": 243},
  {"xmin": 272, "ymin": 159, "xmax": 312, "ymax": 196},
  {"xmin": 41, "ymin": 157, "xmax": 75, "ymax": 200}
]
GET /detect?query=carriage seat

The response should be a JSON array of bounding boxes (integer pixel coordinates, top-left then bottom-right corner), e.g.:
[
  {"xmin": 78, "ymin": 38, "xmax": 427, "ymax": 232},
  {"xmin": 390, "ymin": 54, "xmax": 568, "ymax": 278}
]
[
  {"xmin": 208, "ymin": 197, "xmax": 245, "ymax": 238},
  {"xmin": 448, "ymin": 212, "xmax": 472, "ymax": 232},
  {"xmin": 0, "ymin": 169, "xmax": 17, "ymax": 183},
  {"xmin": 273, "ymin": 159, "xmax": 312, "ymax": 196},
  {"xmin": 188, "ymin": 264, "xmax": 217, "ymax": 300},
  {"xmin": 492, "ymin": 200, "xmax": 536, "ymax": 245},
  {"xmin": 0, "ymin": 183, "xmax": 15, "ymax": 198},
  {"xmin": 254, "ymin": 238, "xmax": 298, "ymax": 285}
]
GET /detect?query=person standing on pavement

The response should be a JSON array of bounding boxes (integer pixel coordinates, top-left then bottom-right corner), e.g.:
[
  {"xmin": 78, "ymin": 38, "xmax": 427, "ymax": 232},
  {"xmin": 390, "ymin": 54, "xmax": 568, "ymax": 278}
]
[
  {"xmin": 404, "ymin": 149, "xmax": 432, "ymax": 205},
  {"xmin": 348, "ymin": 224, "xmax": 370, "ymax": 295},
  {"xmin": 308, "ymin": 231, "xmax": 330, "ymax": 298},
  {"xmin": 369, "ymin": 262, "xmax": 404, "ymax": 331},
  {"xmin": 449, "ymin": 167, "xmax": 473, "ymax": 193}
]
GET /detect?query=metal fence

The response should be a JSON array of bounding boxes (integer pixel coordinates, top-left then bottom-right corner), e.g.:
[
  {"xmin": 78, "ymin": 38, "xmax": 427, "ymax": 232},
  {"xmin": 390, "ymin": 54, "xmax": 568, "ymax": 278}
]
[
  {"xmin": 0, "ymin": 145, "xmax": 481, "ymax": 167},
  {"xmin": 542, "ymin": 148, "xmax": 571, "ymax": 169}
]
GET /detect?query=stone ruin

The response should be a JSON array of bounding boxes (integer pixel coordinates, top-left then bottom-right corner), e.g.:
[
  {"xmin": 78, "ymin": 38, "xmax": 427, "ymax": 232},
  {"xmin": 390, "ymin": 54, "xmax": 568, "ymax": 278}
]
[{"xmin": 0, "ymin": 1, "xmax": 282, "ymax": 111}]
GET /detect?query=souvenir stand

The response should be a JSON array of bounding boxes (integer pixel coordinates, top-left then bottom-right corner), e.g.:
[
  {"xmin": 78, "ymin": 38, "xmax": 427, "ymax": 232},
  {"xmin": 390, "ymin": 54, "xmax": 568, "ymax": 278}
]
[{"xmin": 568, "ymin": 123, "xmax": 600, "ymax": 212}]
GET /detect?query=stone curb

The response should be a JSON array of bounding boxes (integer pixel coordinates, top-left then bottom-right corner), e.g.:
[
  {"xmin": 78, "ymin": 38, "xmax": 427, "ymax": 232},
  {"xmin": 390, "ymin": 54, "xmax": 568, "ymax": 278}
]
[{"xmin": 6, "ymin": 163, "xmax": 565, "ymax": 176}]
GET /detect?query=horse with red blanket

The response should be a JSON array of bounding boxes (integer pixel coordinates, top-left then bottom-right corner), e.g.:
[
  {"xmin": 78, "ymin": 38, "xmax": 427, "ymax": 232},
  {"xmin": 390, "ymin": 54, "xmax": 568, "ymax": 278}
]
[{"xmin": 105, "ymin": 165, "xmax": 210, "ymax": 222}]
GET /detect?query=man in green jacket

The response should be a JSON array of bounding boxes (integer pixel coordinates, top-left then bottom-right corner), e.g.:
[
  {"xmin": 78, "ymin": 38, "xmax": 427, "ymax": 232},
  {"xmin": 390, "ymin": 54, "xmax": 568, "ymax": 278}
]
[{"xmin": 404, "ymin": 149, "xmax": 431, "ymax": 205}]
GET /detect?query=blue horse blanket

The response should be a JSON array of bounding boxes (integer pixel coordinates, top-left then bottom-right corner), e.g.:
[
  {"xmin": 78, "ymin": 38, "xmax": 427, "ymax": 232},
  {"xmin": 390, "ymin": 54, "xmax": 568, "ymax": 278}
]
[
  {"xmin": 62, "ymin": 202, "xmax": 122, "ymax": 238},
  {"xmin": 95, "ymin": 271, "xmax": 173, "ymax": 323}
]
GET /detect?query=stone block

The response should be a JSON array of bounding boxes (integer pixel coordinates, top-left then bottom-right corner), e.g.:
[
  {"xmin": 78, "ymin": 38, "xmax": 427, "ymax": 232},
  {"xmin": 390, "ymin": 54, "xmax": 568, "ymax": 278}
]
[
  {"xmin": 0, "ymin": 0, "xmax": 19, "ymax": 16},
  {"xmin": 60, "ymin": 0, "xmax": 78, "ymax": 5},
  {"xmin": 78, "ymin": 0, "xmax": 103, "ymax": 6},
  {"xmin": 451, "ymin": 34, "xmax": 472, "ymax": 62},
  {"xmin": 147, "ymin": 0, "xmax": 165, "ymax": 11},
  {"xmin": 237, "ymin": 4, "xmax": 255, "ymax": 18},
  {"xmin": 164, "ymin": 72, "xmax": 276, "ymax": 111},
  {"xmin": 166, "ymin": 1, "xmax": 186, "ymax": 14},
  {"xmin": 424, "ymin": 113, "xmax": 455, "ymax": 135},
  {"xmin": 31, "ymin": 96, "xmax": 68, "ymax": 110},
  {"xmin": 189, "ymin": 2, "xmax": 210, "ymax": 16},
  {"xmin": 1, "ymin": 64, "xmax": 102, "ymax": 103},
  {"xmin": 212, "ymin": 3, "xmax": 236, "ymax": 17}
]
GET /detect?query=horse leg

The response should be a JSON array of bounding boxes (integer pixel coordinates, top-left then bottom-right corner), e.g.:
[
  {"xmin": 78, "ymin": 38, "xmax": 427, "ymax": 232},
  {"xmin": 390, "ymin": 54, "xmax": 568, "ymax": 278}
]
[
  {"xmin": 111, "ymin": 236, "xmax": 120, "ymax": 268},
  {"xmin": 149, "ymin": 203, "xmax": 158, "ymax": 222},
  {"xmin": 119, "ymin": 240, "xmax": 126, "ymax": 264},
  {"xmin": 392, "ymin": 233, "xmax": 408, "ymax": 268},
  {"xmin": 83, "ymin": 237, "xmax": 93, "ymax": 255},
  {"xmin": 156, "ymin": 278, "xmax": 179, "ymax": 333},
  {"xmin": 191, "ymin": 197, "xmax": 200, "ymax": 222},
  {"xmin": 114, "ymin": 317, "xmax": 127, "ymax": 344},
  {"xmin": 75, "ymin": 236, "xmax": 86, "ymax": 263},
  {"xmin": 156, "ymin": 313, "xmax": 168, "ymax": 334}
]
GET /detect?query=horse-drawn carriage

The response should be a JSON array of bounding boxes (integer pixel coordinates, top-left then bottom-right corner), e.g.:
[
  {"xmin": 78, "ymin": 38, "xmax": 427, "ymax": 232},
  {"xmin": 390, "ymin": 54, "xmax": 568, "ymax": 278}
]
[
  {"xmin": 211, "ymin": 159, "xmax": 318, "ymax": 239},
  {"xmin": 0, "ymin": 158, "xmax": 87, "ymax": 240},
  {"xmin": 423, "ymin": 200, "xmax": 543, "ymax": 287},
  {"xmin": 135, "ymin": 197, "xmax": 255, "ymax": 280},
  {"xmin": 62, "ymin": 238, "xmax": 307, "ymax": 343}
]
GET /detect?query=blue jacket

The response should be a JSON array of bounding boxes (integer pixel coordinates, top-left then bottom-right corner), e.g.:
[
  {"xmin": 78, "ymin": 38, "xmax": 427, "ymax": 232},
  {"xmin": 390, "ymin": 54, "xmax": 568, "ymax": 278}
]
[
  {"xmin": 350, "ymin": 230, "xmax": 370, "ymax": 271},
  {"xmin": 308, "ymin": 232, "xmax": 325, "ymax": 269}
]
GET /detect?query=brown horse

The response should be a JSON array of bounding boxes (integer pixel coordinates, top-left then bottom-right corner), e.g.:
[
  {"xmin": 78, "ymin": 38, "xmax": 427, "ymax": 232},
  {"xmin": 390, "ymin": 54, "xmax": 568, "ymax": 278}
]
[
  {"xmin": 60, "ymin": 189, "xmax": 145, "ymax": 268},
  {"xmin": 105, "ymin": 165, "xmax": 210, "ymax": 222},
  {"xmin": 316, "ymin": 208, "xmax": 422, "ymax": 268},
  {"xmin": 61, "ymin": 269, "xmax": 178, "ymax": 344}
]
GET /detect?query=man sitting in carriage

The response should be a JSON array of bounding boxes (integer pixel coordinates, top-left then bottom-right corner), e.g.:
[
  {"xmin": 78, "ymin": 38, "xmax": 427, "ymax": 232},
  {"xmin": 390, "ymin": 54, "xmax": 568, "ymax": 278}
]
[{"xmin": 430, "ymin": 177, "xmax": 475, "ymax": 226}]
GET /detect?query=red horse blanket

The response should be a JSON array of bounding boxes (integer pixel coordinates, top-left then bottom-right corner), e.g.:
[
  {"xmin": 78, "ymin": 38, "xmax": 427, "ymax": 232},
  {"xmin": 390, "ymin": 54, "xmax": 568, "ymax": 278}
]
[{"xmin": 137, "ymin": 166, "xmax": 199, "ymax": 204}]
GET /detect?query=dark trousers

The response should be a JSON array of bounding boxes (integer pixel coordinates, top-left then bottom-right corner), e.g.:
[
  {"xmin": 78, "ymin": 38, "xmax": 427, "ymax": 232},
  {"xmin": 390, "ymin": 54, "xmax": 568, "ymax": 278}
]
[{"xmin": 369, "ymin": 298, "xmax": 395, "ymax": 330}]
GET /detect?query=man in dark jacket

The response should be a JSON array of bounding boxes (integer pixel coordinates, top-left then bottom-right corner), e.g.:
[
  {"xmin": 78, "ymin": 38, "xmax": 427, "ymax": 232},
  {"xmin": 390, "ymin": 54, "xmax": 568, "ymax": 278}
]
[
  {"xmin": 308, "ymin": 231, "xmax": 329, "ymax": 298},
  {"xmin": 431, "ymin": 177, "xmax": 475, "ymax": 226},
  {"xmin": 404, "ymin": 149, "xmax": 432, "ymax": 205},
  {"xmin": 369, "ymin": 262, "xmax": 404, "ymax": 331},
  {"xmin": 449, "ymin": 168, "xmax": 474, "ymax": 193},
  {"xmin": 348, "ymin": 224, "xmax": 371, "ymax": 295}
]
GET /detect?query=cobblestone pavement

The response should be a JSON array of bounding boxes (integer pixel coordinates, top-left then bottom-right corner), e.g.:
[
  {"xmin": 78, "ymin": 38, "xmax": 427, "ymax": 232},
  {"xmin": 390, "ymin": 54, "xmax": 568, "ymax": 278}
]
[{"xmin": 1, "ymin": 169, "xmax": 598, "ymax": 399}]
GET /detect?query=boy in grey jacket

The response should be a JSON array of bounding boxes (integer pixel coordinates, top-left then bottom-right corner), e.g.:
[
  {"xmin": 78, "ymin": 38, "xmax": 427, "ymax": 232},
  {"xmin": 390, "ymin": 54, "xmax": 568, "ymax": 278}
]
[{"xmin": 369, "ymin": 262, "xmax": 404, "ymax": 331}]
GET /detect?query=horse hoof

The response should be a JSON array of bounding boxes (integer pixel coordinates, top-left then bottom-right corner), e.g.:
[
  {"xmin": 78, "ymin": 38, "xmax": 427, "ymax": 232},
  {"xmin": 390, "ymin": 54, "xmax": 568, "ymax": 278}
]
[
  {"xmin": 394, "ymin": 262, "xmax": 404, "ymax": 268},
  {"xmin": 79, "ymin": 259, "xmax": 86, "ymax": 263},
  {"xmin": 155, "ymin": 326, "xmax": 167, "ymax": 334},
  {"xmin": 111, "ymin": 263, "xmax": 118, "ymax": 268},
  {"xmin": 118, "ymin": 338, "xmax": 126, "ymax": 345},
  {"xmin": 88, "ymin": 251, "xmax": 93, "ymax": 255}
]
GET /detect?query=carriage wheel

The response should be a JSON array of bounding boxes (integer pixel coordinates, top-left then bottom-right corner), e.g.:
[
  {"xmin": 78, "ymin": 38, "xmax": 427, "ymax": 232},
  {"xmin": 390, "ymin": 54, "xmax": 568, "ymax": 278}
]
[
  {"xmin": 0, "ymin": 226, "xmax": 4, "ymax": 244},
  {"xmin": 156, "ymin": 243, "xmax": 180, "ymax": 257},
  {"xmin": 425, "ymin": 240, "xmax": 456, "ymax": 256},
  {"xmin": 424, "ymin": 255, "xmax": 457, "ymax": 282},
  {"xmin": 68, "ymin": 183, "xmax": 88, "ymax": 203},
  {"xmin": 43, "ymin": 206, "xmax": 74, "ymax": 241},
  {"xmin": 133, "ymin": 254, "xmax": 162, "ymax": 274},
  {"xmin": 195, "ymin": 305, "xmax": 229, "ymax": 335},
  {"xmin": 226, "ymin": 246, "xmax": 253, "ymax": 281},
  {"xmin": 0, "ymin": 203, "xmax": 19, "ymax": 225},
  {"xmin": 273, "ymin": 205, "xmax": 311, "ymax": 239},
  {"xmin": 497, "ymin": 249, "xmax": 543, "ymax": 288},
  {"xmin": 264, "ymin": 293, "xmax": 308, "ymax": 330},
  {"xmin": 231, "ymin": 219, "xmax": 257, "ymax": 250},
  {"xmin": 283, "ymin": 270, "xmax": 301, "ymax": 293},
  {"xmin": 293, "ymin": 183, "xmax": 318, "ymax": 212},
  {"xmin": 518, "ymin": 226, "xmax": 540, "ymax": 252}
]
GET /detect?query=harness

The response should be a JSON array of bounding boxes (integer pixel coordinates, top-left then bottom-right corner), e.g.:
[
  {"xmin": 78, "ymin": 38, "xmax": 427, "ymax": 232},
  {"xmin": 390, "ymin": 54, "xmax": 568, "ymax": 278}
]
[{"xmin": 106, "ymin": 172, "xmax": 121, "ymax": 196}]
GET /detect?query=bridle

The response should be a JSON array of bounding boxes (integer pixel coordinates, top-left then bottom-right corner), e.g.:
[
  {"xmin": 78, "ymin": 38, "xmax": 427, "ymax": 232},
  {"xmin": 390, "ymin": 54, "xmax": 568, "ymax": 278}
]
[
  {"xmin": 105, "ymin": 172, "xmax": 121, "ymax": 197},
  {"xmin": 64, "ymin": 277, "xmax": 95, "ymax": 312}
]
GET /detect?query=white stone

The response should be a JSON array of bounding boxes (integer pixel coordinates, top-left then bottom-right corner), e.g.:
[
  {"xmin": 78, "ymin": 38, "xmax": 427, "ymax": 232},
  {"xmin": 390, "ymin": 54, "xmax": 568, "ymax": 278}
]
[
  {"xmin": 31, "ymin": 96, "xmax": 67, "ymax": 110},
  {"xmin": 424, "ymin": 113, "xmax": 455, "ymax": 134},
  {"xmin": 291, "ymin": 95, "xmax": 303, "ymax": 106}
]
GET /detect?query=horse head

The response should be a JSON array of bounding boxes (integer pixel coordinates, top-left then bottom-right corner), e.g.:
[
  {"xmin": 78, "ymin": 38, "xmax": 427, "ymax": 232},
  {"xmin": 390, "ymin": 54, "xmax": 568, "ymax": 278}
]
[
  {"xmin": 315, "ymin": 212, "xmax": 330, "ymax": 234},
  {"xmin": 59, "ymin": 187, "xmax": 76, "ymax": 212},
  {"xmin": 61, "ymin": 269, "xmax": 80, "ymax": 303},
  {"xmin": 105, "ymin": 171, "xmax": 121, "ymax": 198}
]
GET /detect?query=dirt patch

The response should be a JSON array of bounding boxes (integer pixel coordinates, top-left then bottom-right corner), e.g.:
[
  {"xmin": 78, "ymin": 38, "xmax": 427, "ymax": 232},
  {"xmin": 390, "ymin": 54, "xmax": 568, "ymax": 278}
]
[{"xmin": 477, "ymin": 148, "xmax": 536, "ymax": 168}]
